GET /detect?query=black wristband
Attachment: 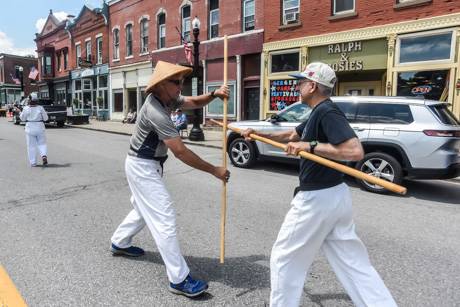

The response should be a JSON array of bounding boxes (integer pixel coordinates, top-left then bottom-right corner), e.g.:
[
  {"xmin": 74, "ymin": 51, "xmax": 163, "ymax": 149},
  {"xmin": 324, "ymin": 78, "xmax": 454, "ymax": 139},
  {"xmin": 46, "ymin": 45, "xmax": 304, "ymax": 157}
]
[{"xmin": 210, "ymin": 90, "xmax": 216, "ymax": 98}]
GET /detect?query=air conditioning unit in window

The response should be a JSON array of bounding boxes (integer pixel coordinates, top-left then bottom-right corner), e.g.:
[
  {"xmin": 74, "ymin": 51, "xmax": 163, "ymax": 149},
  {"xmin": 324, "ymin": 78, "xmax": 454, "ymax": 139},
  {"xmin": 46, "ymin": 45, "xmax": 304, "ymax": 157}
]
[{"xmin": 285, "ymin": 12, "xmax": 298, "ymax": 23}]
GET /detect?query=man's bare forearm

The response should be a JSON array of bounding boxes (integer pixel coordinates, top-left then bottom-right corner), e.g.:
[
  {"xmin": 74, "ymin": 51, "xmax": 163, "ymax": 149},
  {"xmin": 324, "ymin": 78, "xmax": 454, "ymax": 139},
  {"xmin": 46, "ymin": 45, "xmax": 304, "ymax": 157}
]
[{"xmin": 249, "ymin": 129, "xmax": 296, "ymax": 143}]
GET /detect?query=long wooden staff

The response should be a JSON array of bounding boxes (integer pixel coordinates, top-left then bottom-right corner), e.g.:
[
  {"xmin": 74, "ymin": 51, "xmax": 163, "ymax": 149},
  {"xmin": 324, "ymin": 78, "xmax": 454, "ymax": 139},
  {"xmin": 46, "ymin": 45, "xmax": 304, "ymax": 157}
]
[
  {"xmin": 220, "ymin": 35, "xmax": 229, "ymax": 264},
  {"xmin": 211, "ymin": 119, "xmax": 407, "ymax": 195}
]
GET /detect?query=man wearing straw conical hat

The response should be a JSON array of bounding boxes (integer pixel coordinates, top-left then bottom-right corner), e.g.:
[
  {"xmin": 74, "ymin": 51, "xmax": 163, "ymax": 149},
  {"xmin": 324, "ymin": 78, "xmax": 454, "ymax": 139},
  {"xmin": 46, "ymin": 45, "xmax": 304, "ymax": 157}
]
[
  {"xmin": 110, "ymin": 61, "xmax": 230, "ymax": 297},
  {"xmin": 242, "ymin": 63, "xmax": 397, "ymax": 307}
]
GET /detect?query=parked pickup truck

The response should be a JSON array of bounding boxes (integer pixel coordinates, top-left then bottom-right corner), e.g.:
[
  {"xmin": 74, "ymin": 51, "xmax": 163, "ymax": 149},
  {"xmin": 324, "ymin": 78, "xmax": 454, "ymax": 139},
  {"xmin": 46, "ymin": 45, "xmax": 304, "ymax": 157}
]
[{"xmin": 13, "ymin": 97, "xmax": 67, "ymax": 127}]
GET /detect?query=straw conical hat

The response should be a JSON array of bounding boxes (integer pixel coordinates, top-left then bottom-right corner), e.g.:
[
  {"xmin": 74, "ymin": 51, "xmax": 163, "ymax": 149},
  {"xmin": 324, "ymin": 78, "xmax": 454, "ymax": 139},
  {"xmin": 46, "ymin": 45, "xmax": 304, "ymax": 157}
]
[{"xmin": 146, "ymin": 61, "xmax": 193, "ymax": 93}]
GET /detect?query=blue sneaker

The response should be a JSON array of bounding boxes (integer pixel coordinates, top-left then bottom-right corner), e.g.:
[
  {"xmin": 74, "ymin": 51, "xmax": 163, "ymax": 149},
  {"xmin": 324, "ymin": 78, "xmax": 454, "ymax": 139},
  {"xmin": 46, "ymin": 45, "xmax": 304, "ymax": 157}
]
[
  {"xmin": 168, "ymin": 275, "xmax": 208, "ymax": 297},
  {"xmin": 110, "ymin": 243, "xmax": 145, "ymax": 257}
]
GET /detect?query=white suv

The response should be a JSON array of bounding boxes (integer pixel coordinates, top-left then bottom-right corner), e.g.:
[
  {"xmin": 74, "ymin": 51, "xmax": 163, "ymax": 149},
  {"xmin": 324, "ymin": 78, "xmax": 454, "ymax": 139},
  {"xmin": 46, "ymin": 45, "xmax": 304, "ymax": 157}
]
[{"xmin": 227, "ymin": 96, "xmax": 460, "ymax": 193}]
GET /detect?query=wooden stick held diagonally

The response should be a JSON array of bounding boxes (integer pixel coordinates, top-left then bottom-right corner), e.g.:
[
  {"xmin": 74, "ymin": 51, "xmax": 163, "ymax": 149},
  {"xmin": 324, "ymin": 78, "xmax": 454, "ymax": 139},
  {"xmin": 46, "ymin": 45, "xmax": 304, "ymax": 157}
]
[
  {"xmin": 220, "ymin": 36, "xmax": 229, "ymax": 264},
  {"xmin": 211, "ymin": 119, "xmax": 407, "ymax": 195}
]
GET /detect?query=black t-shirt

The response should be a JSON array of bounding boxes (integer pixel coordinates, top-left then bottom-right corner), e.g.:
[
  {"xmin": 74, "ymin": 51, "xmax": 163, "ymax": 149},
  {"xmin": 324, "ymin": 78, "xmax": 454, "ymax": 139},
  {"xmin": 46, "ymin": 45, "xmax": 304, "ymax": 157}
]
[{"xmin": 295, "ymin": 99, "xmax": 356, "ymax": 191}]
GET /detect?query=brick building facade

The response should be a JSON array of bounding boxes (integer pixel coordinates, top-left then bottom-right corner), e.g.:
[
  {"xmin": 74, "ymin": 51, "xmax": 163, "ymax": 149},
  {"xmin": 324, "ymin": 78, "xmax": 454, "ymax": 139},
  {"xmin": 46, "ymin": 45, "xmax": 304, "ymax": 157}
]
[
  {"xmin": 108, "ymin": 0, "xmax": 264, "ymax": 122},
  {"xmin": 35, "ymin": 10, "xmax": 70, "ymax": 106},
  {"xmin": 0, "ymin": 54, "xmax": 38, "ymax": 106},
  {"xmin": 67, "ymin": 4, "xmax": 110, "ymax": 117},
  {"xmin": 261, "ymin": 0, "xmax": 460, "ymax": 118}
]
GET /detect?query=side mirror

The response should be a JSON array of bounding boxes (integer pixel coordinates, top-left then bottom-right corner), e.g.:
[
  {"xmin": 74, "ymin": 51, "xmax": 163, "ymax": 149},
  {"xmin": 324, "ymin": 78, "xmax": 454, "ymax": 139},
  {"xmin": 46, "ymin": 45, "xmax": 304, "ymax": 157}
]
[{"xmin": 270, "ymin": 114, "xmax": 281, "ymax": 123}]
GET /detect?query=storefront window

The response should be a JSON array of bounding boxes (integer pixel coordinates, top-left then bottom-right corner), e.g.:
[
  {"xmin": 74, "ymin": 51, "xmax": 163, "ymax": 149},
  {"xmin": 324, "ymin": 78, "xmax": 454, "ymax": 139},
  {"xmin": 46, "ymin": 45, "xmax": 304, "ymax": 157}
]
[
  {"xmin": 99, "ymin": 75, "xmax": 108, "ymax": 88},
  {"xmin": 269, "ymin": 79, "xmax": 300, "ymax": 111},
  {"xmin": 271, "ymin": 52, "xmax": 299, "ymax": 73},
  {"xmin": 98, "ymin": 89, "xmax": 108, "ymax": 109},
  {"xmin": 113, "ymin": 91, "xmax": 123, "ymax": 112},
  {"xmin": 206, "ymin": 82, "xmax": 236, "ymax": 117},
  {"xmin": 398, "ymin": 31, "xmax": 454, "ymax": 64},
  {"xmin": 83, "ymin": 79, "xmax": 92, "ymax": 90},
  {"xmin": 397, "ymin": 70, "xmax": 449, "ymax": 101},
  {"xmin": 75, "ymin": 80, "xmax": 81, "ymax": 91}
]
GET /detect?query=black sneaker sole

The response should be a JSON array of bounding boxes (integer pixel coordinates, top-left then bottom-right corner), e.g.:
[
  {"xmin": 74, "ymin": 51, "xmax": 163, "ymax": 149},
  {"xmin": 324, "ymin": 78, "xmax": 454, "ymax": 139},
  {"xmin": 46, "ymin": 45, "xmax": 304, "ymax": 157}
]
[
  {"xmin": 168, "ymin": 285, "xmax": 208, "ymax": 298},
  {"xmin": 110, "ymin": 247, "xmax": 144, "ymax": 257}
]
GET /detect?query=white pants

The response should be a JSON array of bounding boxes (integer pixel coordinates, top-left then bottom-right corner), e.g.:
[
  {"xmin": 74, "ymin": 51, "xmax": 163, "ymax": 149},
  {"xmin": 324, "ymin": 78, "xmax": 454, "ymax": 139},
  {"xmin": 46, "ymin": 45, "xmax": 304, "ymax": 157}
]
[
  {"xmin": 25, "ymin": 123, "xmax": 47, "ymax": 166},
  {"xmin": 111, "ymin": 156, "xmax": 190, "ymax": 284},
  {"xmin": 270, "ymin": 183, "xmax": 397, "ymax": 307}
]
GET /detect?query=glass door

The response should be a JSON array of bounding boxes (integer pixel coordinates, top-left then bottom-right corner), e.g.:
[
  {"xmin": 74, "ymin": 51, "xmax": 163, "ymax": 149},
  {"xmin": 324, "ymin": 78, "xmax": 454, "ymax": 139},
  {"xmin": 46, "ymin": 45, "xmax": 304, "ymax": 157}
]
[{"xmin": 82, "ymin": 78, "xmax": 93, "ymax": 115}]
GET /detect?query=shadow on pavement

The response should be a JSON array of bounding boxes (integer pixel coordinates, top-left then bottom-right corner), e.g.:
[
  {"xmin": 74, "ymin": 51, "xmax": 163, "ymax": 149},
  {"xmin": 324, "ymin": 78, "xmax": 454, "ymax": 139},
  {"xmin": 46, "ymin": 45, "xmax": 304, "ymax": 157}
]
[
  {"xmin": 127, "ymin": 251, "xmax": 352, "ymax": 305},
  {"xmin": 247, "ymin": 161, "xmax": 459, "ymax": 204},
  {"xmin": 402, "ymin": 179, "xmax": 460, "ymax": 204},
  {"xmin": 36, "ymin": 163, "xmax": 72, "ymax": 168}
]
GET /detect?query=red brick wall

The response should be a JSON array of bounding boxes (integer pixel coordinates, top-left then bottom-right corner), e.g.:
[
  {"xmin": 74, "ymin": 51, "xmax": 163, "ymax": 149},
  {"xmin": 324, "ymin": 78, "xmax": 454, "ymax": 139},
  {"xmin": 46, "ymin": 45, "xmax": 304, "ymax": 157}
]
[
  {"xmin": 0, "ymin": 55, "xmax": 39, "ymax": 96},
  {"xmin": 264, "ymin": 0, "xmax": 460, "ymax": 43},
  {"xmin": 109, "ymin": 0, "xmax": 264, "ymax": 68},
  {"xmin": 69, "ymin": 8, "xmax": 109, "ymax": 70}
]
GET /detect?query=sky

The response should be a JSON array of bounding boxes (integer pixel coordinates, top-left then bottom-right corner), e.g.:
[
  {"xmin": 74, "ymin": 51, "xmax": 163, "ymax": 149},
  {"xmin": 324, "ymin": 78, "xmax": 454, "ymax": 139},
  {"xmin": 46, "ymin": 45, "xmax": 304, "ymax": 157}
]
[{"xmin": 0, "ymin": 0, "xmax": 103, "ymax": 56}]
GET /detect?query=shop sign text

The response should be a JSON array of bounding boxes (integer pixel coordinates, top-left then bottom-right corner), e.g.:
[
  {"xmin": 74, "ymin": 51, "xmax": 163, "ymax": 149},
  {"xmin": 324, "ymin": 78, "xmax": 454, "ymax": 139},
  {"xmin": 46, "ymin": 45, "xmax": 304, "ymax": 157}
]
[{"xmin": 327, "ymin": 41, "xmax": 364, "ymax": 72}]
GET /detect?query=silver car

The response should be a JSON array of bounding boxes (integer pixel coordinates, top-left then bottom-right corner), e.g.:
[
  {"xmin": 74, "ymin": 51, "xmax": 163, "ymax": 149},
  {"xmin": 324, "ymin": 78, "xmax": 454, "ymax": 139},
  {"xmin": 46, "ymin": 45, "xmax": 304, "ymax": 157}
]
[{"xmin": 227, "ymin": 96, "xmax": 460, "ymax": 193}]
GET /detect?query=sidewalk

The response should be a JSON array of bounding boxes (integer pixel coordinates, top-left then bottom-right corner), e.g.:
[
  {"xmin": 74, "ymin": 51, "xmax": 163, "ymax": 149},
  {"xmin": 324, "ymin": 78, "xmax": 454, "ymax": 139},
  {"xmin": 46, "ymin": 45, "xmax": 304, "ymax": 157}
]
[{"xmin": 67, "ymin": 120, "xmax": 225, "ymax": 149}]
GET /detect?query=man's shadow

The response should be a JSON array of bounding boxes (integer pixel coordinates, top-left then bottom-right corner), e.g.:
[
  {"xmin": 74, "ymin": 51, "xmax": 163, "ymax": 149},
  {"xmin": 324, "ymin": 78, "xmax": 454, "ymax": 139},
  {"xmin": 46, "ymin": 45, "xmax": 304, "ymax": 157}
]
[
  {"xmin": 127, "ymin": 252, "xmax": 351, "ymax": 304},
  {"xmin": 36, "ymin": 163, "xmax": 72, "ymax": 168}
]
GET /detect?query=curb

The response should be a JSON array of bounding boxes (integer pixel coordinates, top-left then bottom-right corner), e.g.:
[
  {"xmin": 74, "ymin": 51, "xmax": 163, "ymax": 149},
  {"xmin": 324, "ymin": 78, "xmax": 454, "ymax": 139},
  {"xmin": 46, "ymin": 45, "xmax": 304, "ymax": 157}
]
[{"xmin": 68, "ymin": 124, "xmax": 223, "ymax": 149}]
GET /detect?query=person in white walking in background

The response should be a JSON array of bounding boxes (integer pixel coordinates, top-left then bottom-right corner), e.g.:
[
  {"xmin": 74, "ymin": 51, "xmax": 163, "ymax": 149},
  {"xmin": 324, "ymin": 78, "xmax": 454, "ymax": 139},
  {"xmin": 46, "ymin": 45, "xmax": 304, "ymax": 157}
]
[
  {"xmin": 19, "ymin": 93, "xmax": 49, "ymax": 167},
  {"xmin": 242, "ymin": 62, "xmax": 397, "ymax": 307}
]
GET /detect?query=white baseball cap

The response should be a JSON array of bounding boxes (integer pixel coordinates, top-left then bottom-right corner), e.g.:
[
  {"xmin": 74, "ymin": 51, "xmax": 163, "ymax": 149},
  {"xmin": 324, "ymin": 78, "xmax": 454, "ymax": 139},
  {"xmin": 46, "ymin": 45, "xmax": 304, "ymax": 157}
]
[
  {"xmin": 289, "ymin": 62, "xmax": 337, "ymax": 88},
  {"xmin": 29, "ymin": 92, "xmax": 39, "ymax": 101}
]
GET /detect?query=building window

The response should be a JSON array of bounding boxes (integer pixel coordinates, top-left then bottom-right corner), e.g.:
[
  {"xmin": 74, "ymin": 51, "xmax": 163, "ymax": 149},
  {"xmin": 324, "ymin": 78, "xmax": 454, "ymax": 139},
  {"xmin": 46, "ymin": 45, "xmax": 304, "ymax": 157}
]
[
  {"xmin": 282, "ymin": 0, "xmax": 299, "ymax": 24},
  {"xmin": 181, "ymin": 5, "xmax": 191, "ymax": 43},
  {"xmin": 243, "ymin": 0, "xmax": 255, "ymax": 31},
  {"xmin": 42, "ymin": 54, "xmax": 52, "ymax": 75},
  {"xmin": 113, "ymin": 29, "xmax": 120, "ymax": 60},
  {"xmin": 76, "ymin": 44, "xmax": 81, "ymax": 67},
  {"xmin": 86, "ymin": 40, "xmax": 92, "ymax": 62},
  {"xmin": 126, "ymin": 24, "xmax": 133, "ymax": 57},
  {"xmin": 56, "ymin": 53, "xmax": 61, "ymax": 72},
  {"xmin": 140, "ymin": 18, "xmax": 149, "ymax": 53},
  {"xmin": 96, "ymin": 37, "xmax": 103, "ymax": 64},
  {"xmin": 270, "ymin": 51, "xmax": 299, "ymax": 73},
  {"xmin": 158, "ymin": 13, "xmax": 166, "ymax": 49},
  {"xmin": 397, "ymin": 30, "xmax": 455, "ymax": 65},
  {"xmin": 333, "ymin": 0, "xmax": 355, "ymax": 15},
  {"xmin": 64, "ymin": 51, "xmax": 68, "ymax": 70},
  {"xmin": 209, "ymin": 0, "xmax": 219, "ymax": 39}
]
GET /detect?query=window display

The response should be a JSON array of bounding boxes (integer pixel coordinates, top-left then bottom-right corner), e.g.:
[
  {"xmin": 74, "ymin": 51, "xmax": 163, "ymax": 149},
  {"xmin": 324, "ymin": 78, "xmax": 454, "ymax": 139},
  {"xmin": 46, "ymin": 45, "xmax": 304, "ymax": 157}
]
[{"xmin": 397, "ymin": 70, "xmax": 449, "ymax": 101}]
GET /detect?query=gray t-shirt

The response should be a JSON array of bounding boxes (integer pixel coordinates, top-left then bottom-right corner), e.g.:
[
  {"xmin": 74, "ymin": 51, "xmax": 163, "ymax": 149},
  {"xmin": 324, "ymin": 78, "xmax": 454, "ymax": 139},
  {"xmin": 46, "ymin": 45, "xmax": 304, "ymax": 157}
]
[{"xmin": 128, "ymin": 94, "xmax": 184, "ymax": 160}]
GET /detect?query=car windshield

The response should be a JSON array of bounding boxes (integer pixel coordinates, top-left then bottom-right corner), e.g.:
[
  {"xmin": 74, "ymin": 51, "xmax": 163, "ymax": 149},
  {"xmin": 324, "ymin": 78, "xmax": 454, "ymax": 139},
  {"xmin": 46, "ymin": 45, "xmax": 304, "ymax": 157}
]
[{"xmin": 278, "ymin": 103, "xmax": 312, "ymax": 122}]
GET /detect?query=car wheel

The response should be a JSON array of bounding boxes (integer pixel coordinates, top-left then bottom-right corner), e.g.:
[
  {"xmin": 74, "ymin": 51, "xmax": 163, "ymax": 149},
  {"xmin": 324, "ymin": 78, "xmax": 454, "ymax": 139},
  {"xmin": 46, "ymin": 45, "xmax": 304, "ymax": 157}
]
[
  {"xmin": 228, "ymin": 138, "xmax": 257, "ymax": 168},
  {"xmin": 56, "ymin": 121, "xmax": 65, "ymax": 128},
  {"xmin": 355, "ymin": 152, "xmax": 403, "ymax": 194}
]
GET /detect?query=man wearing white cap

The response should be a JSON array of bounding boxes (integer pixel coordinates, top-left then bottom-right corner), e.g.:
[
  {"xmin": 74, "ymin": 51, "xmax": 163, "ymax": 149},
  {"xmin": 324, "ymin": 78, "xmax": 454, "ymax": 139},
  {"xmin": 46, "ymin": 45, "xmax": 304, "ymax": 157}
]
[
  {"xmin": 242, "ymin": 62, "xmax": 397, "ymax": 307},
  {"xmin": 110, "ymin": 61, "xmax": 230, "ymax": 298},
  {"xmin": 19, "ymin": 93, "xmax": 49, "ymax": 167}
]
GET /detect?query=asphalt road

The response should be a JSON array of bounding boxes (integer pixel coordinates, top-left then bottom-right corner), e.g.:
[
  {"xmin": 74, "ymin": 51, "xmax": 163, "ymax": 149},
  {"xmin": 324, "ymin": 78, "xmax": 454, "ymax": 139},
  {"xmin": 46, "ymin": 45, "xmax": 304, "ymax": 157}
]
[{"xmin": 1, "ymin": 118, "xmax": 459, "ymax": 306}]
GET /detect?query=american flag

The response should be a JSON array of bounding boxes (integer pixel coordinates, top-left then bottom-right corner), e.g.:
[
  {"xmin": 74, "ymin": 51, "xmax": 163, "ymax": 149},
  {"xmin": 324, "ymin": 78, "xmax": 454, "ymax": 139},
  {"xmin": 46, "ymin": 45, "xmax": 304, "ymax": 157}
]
[
  {"xmin": 176, "ymin": 26, "xmax": 194, "ymax": 66},
  {"xmin": 29, "ymin": 66, "xmax": 39, "ymax": 80},
  {"xmin": 10, "ymin": 73, "xmax": 20, "ymax": 85},
  {"xmin": 184, "ymin": 43, "xmax": 193, "ymax": 66}
]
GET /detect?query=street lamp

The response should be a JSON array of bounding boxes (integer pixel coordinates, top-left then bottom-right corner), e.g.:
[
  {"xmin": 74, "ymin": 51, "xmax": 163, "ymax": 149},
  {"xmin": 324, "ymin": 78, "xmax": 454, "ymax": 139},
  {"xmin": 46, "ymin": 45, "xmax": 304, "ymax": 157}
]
[
  {"xmin": 18, "ymin": 66, "xmax": 24, "ymax": 98},
  {"xmin": 188, "ymin": 16, "xmax": 205, "ymax": 141}
]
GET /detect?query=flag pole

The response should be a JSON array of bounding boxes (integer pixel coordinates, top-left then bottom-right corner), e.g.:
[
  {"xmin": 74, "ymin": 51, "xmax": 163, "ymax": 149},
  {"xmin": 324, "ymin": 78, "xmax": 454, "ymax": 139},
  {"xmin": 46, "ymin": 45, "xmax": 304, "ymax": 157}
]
[{"xmin": 220, "ymin": 35, "xmax": 228, "ymax": 264}]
